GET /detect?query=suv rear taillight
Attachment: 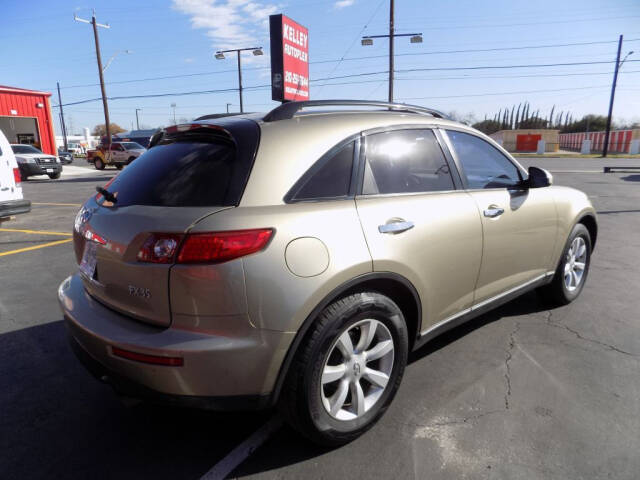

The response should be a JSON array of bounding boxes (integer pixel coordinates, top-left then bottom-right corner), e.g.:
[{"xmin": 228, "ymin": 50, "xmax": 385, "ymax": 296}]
[
  {"xmin": 13, "ymin": 168, "xmax": 21, "ymax": 187},
  {"xmin": 137, "ymin": 229, "xmax": 273, "ymax": 265}
]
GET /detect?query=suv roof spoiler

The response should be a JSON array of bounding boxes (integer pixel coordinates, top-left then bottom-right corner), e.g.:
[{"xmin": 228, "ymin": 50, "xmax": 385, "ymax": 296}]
[{"xmin": 262, "ymin": 100, "xmax": 451, "ymax": 122}]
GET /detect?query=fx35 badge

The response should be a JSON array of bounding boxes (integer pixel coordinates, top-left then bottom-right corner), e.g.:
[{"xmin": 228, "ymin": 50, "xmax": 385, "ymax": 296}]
[{"xmin": 128, "ymin": 285, "xmax": 151, "ymax": 299}]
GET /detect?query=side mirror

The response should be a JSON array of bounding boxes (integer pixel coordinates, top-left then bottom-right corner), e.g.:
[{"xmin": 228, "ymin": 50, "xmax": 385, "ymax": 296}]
[{"xmin": 527, "ymin": 166, "xmax": 553, "ymax": 188}]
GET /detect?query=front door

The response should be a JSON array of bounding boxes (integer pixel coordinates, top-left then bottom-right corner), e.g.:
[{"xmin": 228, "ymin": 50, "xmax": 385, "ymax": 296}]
[
  {"xmin": 355, "ymin": 128, "xmax": 483, "ymax": 330},
  {"xmin": 443, "ymin": 129, "xmax": 557, "ymax": 304}
]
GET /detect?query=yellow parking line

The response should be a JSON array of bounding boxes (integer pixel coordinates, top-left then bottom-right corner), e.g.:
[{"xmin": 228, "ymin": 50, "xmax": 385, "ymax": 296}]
[
  {"xmin": 32, "ymin": 202, "xmax": 82, "ymax": 207},
  {"xmin": 0, "ymin": 228, "xmax": 72, "ymax": 237},
  {"xmin": 0, "ymin": 238, "xmax": 72, "ymax": 257}
]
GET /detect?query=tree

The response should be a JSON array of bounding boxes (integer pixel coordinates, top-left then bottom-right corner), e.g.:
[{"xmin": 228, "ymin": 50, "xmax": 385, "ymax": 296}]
[
  {"xmin": 92, "ymin": 123, "xmax": 126, "ymax": 136},
  {"xmin": 560, "ymin": 114, "xmax": 608, "ymax": 133},
  {"xmin": 472, "ymin": 119, "xmax": 502, "ymax": 135}
]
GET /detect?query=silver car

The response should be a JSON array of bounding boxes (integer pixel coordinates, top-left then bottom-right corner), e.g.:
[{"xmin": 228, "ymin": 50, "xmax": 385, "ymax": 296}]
[{"xmin": 59, "ymin": 100, "xmax": 597, "ymax": 445}]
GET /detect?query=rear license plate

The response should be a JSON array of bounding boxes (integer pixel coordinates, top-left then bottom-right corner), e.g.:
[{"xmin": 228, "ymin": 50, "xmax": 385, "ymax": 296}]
[
  {"xmin": 79, "ymin": 242, "xmax": 97, "ymax": 279},
  {"xmin": 46, "ymin": 168, "xmax": 54, "ymax": 173}
]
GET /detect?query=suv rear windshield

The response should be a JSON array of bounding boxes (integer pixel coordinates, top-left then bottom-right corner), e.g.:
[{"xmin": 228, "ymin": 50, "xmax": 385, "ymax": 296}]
[{"xmin": 99, "ymin": 120, "xmax": 260, "ymax": 207}]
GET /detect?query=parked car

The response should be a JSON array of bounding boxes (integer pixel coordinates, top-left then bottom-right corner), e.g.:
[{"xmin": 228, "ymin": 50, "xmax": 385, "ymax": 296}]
[
  {"xmin": 57, "ymin": 148, "xmax": 74, "ymax": 164},
  {"xmin": 11, "ymin": 144, "xmax": 62, "ymax": 180},
  {"xmin": 86, "ymin": 141, "xmax": 146, "ymax": 170},
  {"xmin": 59, "ymin": 100, "xmax": 597, "ymax": 446},
  {"xmin": 0, "ymin": 131, "xmax": 30, "ymax": 222}
]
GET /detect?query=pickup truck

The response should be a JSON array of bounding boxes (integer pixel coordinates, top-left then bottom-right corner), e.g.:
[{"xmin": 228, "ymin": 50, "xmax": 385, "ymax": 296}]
[
  {"xmin": 0, "ymin": 132, "xmax": 31, "ymax": 223},
  {"xmin": 86, "ymin": 141, "xmax": 146, "ymax": 170}
]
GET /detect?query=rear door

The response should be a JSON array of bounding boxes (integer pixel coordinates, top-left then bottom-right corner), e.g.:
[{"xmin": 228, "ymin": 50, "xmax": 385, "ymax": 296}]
[
  {"xmin": 442, "ymin": 129, "xmax": 557, "ymax": 303},
  {"xmin": 75, "ymin": 121, "xmax": 260, "ymax": 327},
  {"xmin": 355, "ymin": 128, "xmax": 483, "ymax": 329}
]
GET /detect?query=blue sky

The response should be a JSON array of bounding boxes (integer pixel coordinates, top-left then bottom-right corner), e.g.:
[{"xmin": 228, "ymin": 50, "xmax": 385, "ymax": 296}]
[{"xmin": 2, "ymin": 0, "xmax": 639, "ymax": 134}]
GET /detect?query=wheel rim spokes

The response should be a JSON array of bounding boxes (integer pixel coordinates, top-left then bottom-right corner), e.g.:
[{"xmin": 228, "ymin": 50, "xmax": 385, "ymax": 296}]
[
  {"xmin": 564, "ymin": 236, "xmax": 587, "ymax": 292},
  {"xmin": 320, "ymin": 319, "xmax": 395, "ymax": 421}
]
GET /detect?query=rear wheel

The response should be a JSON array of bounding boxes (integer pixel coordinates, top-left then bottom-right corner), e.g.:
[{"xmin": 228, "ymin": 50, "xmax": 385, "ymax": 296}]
[
  {"xmin": 127, "ymin": 156, "xmax": 136, "ymax": 165},
  {"xmin": 279, "ymin": 292, "xmax": 408, "ymax": 446},
  {"xmin": 538, "ymin": 223, "xmax": 591, "ymax": 305},
  {"xmin": 116, "ymin": 164, "xmax": 123, "ymax": 170},
  {"xmin": 94, "ymin": 158, "xmax": 105, "ymax": 170}
]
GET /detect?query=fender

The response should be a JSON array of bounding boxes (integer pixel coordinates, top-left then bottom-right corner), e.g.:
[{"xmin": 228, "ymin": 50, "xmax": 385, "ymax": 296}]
[{"xmin": 268, "ymin": 271, "xmax": 421, "ymax": 406}]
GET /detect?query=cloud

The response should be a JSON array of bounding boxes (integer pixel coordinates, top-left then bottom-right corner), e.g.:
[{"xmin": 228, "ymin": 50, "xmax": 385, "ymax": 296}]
[
  {"xmin": 334, "ymin": 0, "xmax": 355, "ymax": 8},
  {"xmin": 172, "ymin": 0, "xmax": 279, "ymax": 51}
]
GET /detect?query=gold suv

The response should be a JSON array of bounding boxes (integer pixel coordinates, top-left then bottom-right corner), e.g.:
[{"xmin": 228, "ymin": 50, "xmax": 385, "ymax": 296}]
[{"xmin": 59, "ymin": 100, "xmax": 597, "ymax": 445}]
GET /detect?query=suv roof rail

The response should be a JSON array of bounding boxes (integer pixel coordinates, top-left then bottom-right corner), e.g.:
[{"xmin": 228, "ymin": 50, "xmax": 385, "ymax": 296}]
[{"xmin": 262, "ymin": 100, "xmax": 450, "ymax": 122}]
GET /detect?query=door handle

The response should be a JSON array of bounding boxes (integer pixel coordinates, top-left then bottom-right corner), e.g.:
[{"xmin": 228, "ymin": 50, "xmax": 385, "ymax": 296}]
[
  {"xmin": 483, "ymin": 205, "xmax": 504, "ymax": 218},
  {"xmin": 378, "ymin": 220, "xmax": 415, "ymax": 234}
]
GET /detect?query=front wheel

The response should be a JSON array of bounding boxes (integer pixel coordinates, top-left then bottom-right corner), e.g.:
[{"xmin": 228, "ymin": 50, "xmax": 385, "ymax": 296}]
[
  {"xmin": 94, "ymin": 158, "xmax": 105, "ymax": 170},
  {"xmin": 48, "ymin": 172, "xmax": 61, "ymax": 179},
  {"xmin": 279, "ymin": 292, "xmax": 408, "ymax": 446},
  {"xmin": 538, "ymin": 223, "xmax": 592, "ymax": 305}
]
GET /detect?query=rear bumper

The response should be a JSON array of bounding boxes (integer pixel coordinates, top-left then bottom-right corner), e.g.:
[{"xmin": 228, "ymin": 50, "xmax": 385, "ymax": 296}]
[
  {"xmin": 0, "ymin": 199, "xmax": 31, "ymax": 218},
  {"xmin": 58, "ymin": 274, "xmax": 293, "ymax": 408}
]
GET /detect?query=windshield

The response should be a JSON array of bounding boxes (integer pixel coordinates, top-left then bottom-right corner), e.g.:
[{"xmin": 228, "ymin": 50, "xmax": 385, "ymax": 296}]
[
  {"xmin": 12, "ymin": 145, "xmax": 42, "ymax": 154},
  {"xmin": 122, "ymin": 142, "xmax": 144, "ymax": 150}
]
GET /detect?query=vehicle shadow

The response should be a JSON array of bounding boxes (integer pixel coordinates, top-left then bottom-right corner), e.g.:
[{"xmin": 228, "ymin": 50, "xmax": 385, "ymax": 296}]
[
  {"xmin": 620, "ymin": 174, "xmax": 640, "ymax": 182},
  {"xmin": 1, "ymin": 292, "xmax": 550, "ymax": 479},
  {"xmin": 0, "ymin": 320, "xmax": 271, "ymax": 480}
]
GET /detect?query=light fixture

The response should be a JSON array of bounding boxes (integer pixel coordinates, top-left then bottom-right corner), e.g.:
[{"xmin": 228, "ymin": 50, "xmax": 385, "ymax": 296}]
[
  {"xmin": 361, "ymin": 38, "xmax": 373, "ymax": 46},
  {"xmin": 214, "ymin": 52, "xmax": 225, "ymax": 60},
  {"xmin": 252, "ymin": 48, "xmax": 263, "ymax": 56},
  {"xmin": 410, "ymin": 35, "xmax": 423, "ymax": 44}
]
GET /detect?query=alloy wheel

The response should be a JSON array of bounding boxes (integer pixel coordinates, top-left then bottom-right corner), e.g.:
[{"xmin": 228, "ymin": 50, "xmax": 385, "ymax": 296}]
[
  {"xmin": 320, "ymin": 319, "xmax": 394, "ymax": 421},
  {"xmin": 564, "ymin": 236, "xmax": 587, "ymax": 292}
]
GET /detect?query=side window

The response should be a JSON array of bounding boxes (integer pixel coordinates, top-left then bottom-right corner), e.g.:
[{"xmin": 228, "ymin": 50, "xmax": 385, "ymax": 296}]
[
  {"xmin": 446, "ymin": 130, "xmax": 522, "ymax": 189},
  {"xmin": 363, "ymin": 129, "xmax": 454, "ymax": 195},
  {"xmin": 291, "ymin": 141, "xmax": 354, "ymax": 201}
]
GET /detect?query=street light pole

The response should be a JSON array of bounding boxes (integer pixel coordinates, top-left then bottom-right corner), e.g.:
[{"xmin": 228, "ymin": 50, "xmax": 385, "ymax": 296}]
[
  {"xmin": 215, "ymin": 47, "xmax": 263, "ymax": 114},
  {"xmin": 135, "ymin": 108, "xmax": 141, "ymax": 130},
  {"xmin": 362, "ymin": 0, "xmax": 422, "ymax": 103},
  {"xmin": 75, "ymin": 11, "xmax": 111, "ymax": 145},
  {"xmin": 237, "ymin": 50, "xmax": 243, "ymax": 113}
]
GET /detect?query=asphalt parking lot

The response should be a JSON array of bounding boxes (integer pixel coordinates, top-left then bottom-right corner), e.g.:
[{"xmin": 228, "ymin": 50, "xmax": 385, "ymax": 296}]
[{"xmin": 1, "ymin": 158, "xmax": 639, "ymax": 479}]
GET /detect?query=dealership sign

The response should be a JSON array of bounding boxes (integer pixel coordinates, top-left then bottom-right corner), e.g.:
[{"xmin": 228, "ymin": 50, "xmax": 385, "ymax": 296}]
[{"xmin": 269, "ymin": 14, "xmax": 309, "ymax": 102}]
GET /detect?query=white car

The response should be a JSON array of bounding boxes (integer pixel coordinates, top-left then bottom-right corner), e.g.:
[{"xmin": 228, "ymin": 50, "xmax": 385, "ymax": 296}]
[{"xmin": 0, "ymin": 132, "xmax": 30, "ymax": 222}]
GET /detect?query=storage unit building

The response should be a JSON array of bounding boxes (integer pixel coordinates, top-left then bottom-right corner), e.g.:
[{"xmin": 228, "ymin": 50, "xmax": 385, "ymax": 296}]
[{"xmin": 0, "ymin": 85, "xmax": 56, "ymax": 156}]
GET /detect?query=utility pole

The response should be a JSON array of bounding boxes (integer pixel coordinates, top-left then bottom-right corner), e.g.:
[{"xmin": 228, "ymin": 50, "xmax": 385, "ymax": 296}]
[
  {"xmin": 171, "ymin": 103, "xmax": 177, "ymax": 124},
  {"xmin": 135, "ymin": 108, "xmax": 141, "ymax": 130},
  {"xmin": 56, "ymin": 82, "xmax": 68, "ymax": 152},
  {"xmin": 361, "ymin": 0, "xmax": 422, "ymax": 103},
  {"xmin": 603, "ymin": 35, "xmax": 623, "ymax": 158},
  {"xmin": 388, "ymin": 0, "xmax": 394, "ymax": 103},
  {"xmin": 226, "ymin": 103, "xmax": 232, "ymax": 113},
  {"xmin": 215, "ymin": 47, "xmax": 263, "ymax": 113},
  {"xmin": 75, "ymin": 11, "xmax": 111, "ymax": 145}
]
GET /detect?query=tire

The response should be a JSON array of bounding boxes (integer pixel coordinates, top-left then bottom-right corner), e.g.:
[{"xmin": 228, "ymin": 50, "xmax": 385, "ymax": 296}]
[
  {"xmin": 127, "ymin": 156, "xmax": 136, "ymax": 165},
  {"xmin": 279, "ymin": 292, "xmax": 408, "ymax": 446},
  {"xmin": 116, "ymin": 164, "xmax": 123, "ymax": 170},
  {"xmin": 48, "ymin": 172, "xmax": 61, "ymax": 179},
  {"xmin": 94, "ymin": 158, "xmax": 105, "ymax": 170},
  {"xmin": 538, "ymin": 223, "xmax": 592, "ymax": 306}
]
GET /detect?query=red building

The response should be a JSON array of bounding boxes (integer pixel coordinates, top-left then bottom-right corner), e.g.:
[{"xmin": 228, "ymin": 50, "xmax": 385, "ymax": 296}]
[{"xmin": 0, "ymin": 85, "xmax": 56, "ymax": 155}]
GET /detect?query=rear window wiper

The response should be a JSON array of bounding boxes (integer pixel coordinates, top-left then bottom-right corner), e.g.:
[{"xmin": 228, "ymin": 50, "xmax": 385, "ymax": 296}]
[{"xmin": 96, "ymin": 186, "xmax": 117, "ymax": 204}]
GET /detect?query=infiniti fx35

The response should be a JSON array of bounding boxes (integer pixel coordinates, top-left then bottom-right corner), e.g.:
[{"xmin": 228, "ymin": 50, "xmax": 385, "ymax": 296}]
[{"xmin": 59, "ymin": 100, "xmax": 597, "ymax": 445}]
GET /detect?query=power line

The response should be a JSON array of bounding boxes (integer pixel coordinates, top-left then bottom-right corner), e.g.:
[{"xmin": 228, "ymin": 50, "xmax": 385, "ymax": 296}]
[{"xmin": 51, "ymin": 37, "xmax": 640, "ymax": 91}]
